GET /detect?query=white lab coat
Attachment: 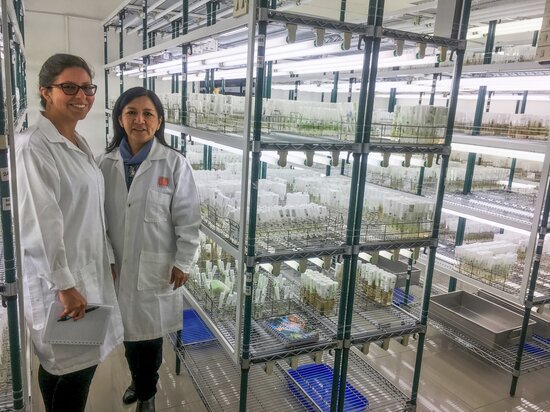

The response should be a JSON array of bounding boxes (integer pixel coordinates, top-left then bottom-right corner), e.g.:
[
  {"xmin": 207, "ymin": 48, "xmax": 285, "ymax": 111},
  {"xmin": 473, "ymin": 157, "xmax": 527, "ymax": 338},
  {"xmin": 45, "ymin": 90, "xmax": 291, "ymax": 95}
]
[
  {"xmin": 99, "ymin": 139, "xmax": 200, "ymax": 341},
  {"xmin": 16, "ymin": 114, "xmax": 124, "ymax": 375}
]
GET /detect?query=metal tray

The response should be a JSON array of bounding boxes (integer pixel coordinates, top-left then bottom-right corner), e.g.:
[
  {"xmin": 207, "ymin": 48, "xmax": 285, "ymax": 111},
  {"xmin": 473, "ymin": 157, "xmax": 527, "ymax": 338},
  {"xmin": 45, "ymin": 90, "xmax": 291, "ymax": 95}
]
[
  {"xmin": 477, "ymin": 290, "xmax": 550, "ymax": 338},
  {"xmin": 377, "ymin": 256, "xmax": 420, "ymax": 289},
  {"xmin": 430, "ymin": 291, "xmax": 536, "ymax": 349}
]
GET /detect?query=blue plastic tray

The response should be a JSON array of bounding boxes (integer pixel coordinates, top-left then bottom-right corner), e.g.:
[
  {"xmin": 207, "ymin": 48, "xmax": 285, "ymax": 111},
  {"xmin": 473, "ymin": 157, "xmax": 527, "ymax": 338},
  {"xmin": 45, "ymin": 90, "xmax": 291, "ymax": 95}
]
[
  {"xmin": 393, "ymin": 288, "xmax": 415, "ymax": 306},
  {"xmin": 286, "ymin": 364, "xmax": 368, "ymax": 412},
  {"xmin": 180, "ymin": 309, "xmax": 215, "ymax": 345}
]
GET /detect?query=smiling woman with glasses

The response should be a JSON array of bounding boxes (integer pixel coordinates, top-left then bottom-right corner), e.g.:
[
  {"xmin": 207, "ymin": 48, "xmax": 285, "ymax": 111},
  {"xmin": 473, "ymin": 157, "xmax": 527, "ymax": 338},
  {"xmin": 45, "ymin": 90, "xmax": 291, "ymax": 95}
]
[
  {"xmin": 48, "ymin": 82, "xmax": 98, "ymax": 96},
  {"xmin": 15, "ymin": 53, "xmax": 123, "ymax": 412}
]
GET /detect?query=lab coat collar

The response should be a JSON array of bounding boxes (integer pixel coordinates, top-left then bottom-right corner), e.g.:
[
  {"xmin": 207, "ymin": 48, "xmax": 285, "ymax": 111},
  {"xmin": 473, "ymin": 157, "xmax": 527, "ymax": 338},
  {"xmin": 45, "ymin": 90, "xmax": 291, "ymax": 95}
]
[
  {"xmin": 37, "ymin": 113, "xmax": 94, "ymax": 159},
  {"xmin": 105, "ymin": 138, "xmax": 167, "ymax": 180}
]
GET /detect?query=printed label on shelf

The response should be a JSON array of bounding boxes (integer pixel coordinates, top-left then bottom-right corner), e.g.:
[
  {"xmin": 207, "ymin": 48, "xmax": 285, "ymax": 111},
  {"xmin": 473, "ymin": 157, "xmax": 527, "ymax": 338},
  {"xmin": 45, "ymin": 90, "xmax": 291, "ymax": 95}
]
[
  {"xmin": 257, "ymin": 35, "xmax": 265, "ymax": 47},
  {"xmin": 2, "ymin": 197, "xmax": 10, "ymax": 211},
  {"xmin": 0, "ymin": 168, "xmax": 8, "ymax": 181},
  {"xmin": 308, "ymin": 258, "xmax": 324, "ymax": 268},
  {"xmin": 257, "ymin": 55, "xmax": 265, "ymax": 68}
]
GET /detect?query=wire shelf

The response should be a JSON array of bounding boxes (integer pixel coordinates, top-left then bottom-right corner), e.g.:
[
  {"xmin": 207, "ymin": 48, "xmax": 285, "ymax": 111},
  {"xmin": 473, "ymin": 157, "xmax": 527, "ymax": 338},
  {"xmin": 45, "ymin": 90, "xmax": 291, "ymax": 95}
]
[
  {"xmin": 401, "ymin": 285, "xmax": 550, "ymax": 375},
  {"xmin": 173, "ymin": 339, "xmax": 308, "ymax": 412}
]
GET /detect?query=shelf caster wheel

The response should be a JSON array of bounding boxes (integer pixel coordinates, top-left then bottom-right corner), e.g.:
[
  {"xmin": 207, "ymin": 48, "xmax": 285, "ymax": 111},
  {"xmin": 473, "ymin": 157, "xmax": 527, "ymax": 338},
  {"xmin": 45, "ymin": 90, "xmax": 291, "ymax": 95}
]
[
  {"xmin": 272, "ymin": 261, "xmax": 281, "ymax": 276},
  {"xmin": 322, "ymin": 255, "xmax": 332, "ymax": 271},
  {"xmin": 393, "ymin": 39, "xmax": 404, "ymax": 56},
  {"xmin": 380, "ymin": 338, "xmax": 390, "ymax": 351},
  {"xmin": 361, "ymin": 343, "xmax": 370, "ymax": 355},
  {"xmin": 314, "ymin": 28, "xmax": 325, "ymax": 47},
  {"xmin": 402, "ymin": 153, "xmax": 412, "ymax": 167},
  {"xmin": 331, "ymin": 150, "xmax": 340, "ymax": 167},
  {"xmin": 381, "ymin": 153, "xmax": 390, "ymax": 167},
  {"xmin": 401, "ymin": 335, "xmax": 410, "ymax": 346},
  {"xmin": 424, "ymin": 153, "xmax": 434, "ymax": 168},
  {"xmin": 304, "ymin": 150, "xmax": 314, "ymax": 167},
  {"xmin": 288, "ymin": 356, "xmax": 299, "ymax": 370},
  {"xmin": 286, "ymin": 23, "xmax": 297, "ymax": 44},
  {"xmin": 416, "ymin": 42, "xmax": 426, "ymax": 59},
  {"xmin": 264, "ymin": 361, "xmax": 274, "ymax": 375},
  {"xmin": 341, "ymin": 32, "xmax": 352, "ymax": 51},
  {"xmin": 298, "ymin": 258, "xmax": 308, "ymax": 273},
  {"xmin": 311, "ymin": 351, "xmax": 323, "ymax": 364},
  {"xmin": 277, "ymin": 150, "xmax": 288, "ymax": 167},
  {"xmin": 370, "ymin": 251, "xmax": 379, "ymax": 265},
  {"xmin": 438, "ymin": 46, "xmax": 448, "ymax": 63}
]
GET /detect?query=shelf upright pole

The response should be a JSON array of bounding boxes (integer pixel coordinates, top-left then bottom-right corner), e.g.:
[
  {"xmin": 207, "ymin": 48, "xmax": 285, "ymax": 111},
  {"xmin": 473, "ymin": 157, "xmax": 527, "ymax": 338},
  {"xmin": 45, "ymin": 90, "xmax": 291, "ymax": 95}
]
[
  {"xmin": 508, "ymin": 90, "xmax": 527, "ymax": 191},
  {"xmin": 239, "ymin": 1, "xmax": 265, "ymax": 410},
  {"xmin": 463, "ymin": 85, "xmax": 486, "ymax": 195},
  {"xmin": 448, "ymin": 216, "xmax": 466, "ymax": 292},
  {"xmin": 409, "ymin": 0, "xmax": 471, "ymax": 406},
  {"xmin": 104, "ymin": 24, "xmax": 110, "ymax": 147},
  {"xmin": 180, "ymin": 0, "xmax": 189, "ymax": 156},
  {"xmin": 388, "ymin": 87, "xmax": 396, "ymax": 112},
  {"xmin": 511, "ymin": 172, "xmax": 550, "ymax": 396},
  {"xmin": 337, "ymin": 3, "xmax": 384, "ymax": 411},
  {"xmin": 483, "ymin": 20, "xmax": 497, "ymax": 65},
  {"xmin": 330, "ymin": 2, "xmax": 378, "ymax": 411},
  {"xmin": 339, "ymin": 0, "xmax": 347, "ymax": 22},
  {"xmin": 330, "ymin": 71, "xmax": 339, "ymax": 103},
  {"xmin": 142, "ymin": 0, "xmax": 148, "ymax": 88},
  {"xmin": 1, "ymin": 4, "xmax": 24, "ymax": 408},
  {"xmin": 119, "ymin": 11, "xmax": 124, "ymax": 94}
]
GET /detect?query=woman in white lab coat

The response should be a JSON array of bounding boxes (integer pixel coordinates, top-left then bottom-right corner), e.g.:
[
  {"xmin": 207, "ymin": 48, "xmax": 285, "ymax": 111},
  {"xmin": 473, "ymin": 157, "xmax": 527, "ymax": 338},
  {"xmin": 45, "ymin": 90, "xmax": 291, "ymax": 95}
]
[
  {"xmin": 99, "ymin": 87, "xmax": 200, "ymax": 412},
  {"xmin": 16, "ymin": 54, "xmax": 123, "ymax": 412}
]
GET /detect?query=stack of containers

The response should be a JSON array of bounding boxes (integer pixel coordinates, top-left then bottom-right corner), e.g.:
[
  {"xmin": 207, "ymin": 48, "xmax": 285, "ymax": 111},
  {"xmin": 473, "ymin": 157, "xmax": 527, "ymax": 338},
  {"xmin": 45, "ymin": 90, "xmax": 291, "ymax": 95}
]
[
  {"xmin": 300, "ymin": 270, "xmax": 339, "ymax": 315},
  {"xmin": 359, "ymin": 263, "xmax": 397, "ymax": 306}
]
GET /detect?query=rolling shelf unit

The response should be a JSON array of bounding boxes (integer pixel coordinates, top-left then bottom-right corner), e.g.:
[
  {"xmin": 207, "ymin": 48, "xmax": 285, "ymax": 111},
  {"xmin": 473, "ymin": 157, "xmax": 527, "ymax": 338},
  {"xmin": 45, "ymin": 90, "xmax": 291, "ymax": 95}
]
[
  {"xmin": 103, "ymin": 0, "xmax": 471, "ymax": 410},
  {"xmin": 0, "ymin": 0, "xmax": 27, "ymax": 410}
]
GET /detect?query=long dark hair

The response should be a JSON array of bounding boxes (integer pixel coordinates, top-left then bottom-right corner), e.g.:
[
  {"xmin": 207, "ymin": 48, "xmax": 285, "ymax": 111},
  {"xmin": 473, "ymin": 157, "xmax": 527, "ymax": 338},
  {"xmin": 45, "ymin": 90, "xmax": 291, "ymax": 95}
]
[
  {"xmin": 39, "ymin": 54, "xmax": 94, "ymax": 108},
  {"xmin": 106, "ymin": 86, "xmax": 168, "ymax": 153}
]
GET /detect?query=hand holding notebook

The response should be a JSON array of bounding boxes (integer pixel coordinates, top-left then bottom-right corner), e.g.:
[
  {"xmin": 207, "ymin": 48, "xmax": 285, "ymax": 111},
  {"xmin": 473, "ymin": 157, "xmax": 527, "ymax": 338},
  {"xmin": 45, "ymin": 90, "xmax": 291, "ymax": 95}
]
[{"xmin": 43, "ymin": 302, "xmax": 112, "ymax": 345}]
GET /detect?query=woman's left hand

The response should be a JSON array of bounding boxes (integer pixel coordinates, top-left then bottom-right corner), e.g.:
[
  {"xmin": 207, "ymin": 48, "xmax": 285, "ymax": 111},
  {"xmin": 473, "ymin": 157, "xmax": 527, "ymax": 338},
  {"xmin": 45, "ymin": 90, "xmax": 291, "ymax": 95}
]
[{"xmin": 170, "ymin": 267, "xmax": 189, "ymax": 290}]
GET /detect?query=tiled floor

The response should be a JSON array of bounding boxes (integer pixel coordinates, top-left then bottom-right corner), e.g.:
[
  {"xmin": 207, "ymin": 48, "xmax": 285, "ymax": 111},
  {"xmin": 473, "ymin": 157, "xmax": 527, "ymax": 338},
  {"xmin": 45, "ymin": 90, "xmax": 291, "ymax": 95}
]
[{"xmin": 30, "ymin": 328, "xmax": 550, "ymax": 411}]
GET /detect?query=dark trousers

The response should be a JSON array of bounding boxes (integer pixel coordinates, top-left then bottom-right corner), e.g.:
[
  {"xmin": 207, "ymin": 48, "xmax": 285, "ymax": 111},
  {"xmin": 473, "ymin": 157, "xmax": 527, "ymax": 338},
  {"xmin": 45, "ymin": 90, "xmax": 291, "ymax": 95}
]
[
  {"xmin": 38, "ymin": 364, "xmax": 97, "ymax": 412},
  {"xmin": 124, "ymin": 337, "xmax": 163, "ymax": 401}
]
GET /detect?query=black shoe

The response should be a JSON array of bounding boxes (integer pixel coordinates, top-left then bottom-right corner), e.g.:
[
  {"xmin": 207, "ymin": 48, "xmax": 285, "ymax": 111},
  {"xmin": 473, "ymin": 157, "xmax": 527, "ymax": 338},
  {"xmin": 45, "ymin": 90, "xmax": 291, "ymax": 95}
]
[
  {"xmin": 122, "ymin": 382, "xmax": 137, "ymax": 404},
  {"xmin": 136, "ymin": 396, "xmax": 155, "ymax": 412}
]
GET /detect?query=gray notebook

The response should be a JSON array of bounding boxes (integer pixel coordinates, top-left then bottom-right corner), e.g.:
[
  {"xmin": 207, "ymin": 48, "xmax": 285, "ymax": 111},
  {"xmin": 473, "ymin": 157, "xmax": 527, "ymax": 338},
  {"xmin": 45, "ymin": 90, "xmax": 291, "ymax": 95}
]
[{"xmin": 42, "ymin": 302, "xmax": 112, "ymax": 345}]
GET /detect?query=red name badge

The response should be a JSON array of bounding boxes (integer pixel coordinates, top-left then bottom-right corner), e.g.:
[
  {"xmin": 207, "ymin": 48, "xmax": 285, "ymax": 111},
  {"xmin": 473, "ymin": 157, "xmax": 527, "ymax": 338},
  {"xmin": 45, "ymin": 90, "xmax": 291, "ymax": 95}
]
[{"xmin": 158, "ymin": 176, "xmax": 170, "ymax": 187}]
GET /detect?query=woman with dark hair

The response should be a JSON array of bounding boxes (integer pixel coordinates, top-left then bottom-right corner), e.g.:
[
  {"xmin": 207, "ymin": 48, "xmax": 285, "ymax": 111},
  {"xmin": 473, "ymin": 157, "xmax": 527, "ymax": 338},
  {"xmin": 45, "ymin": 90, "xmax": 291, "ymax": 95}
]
[
  {"xmin": 16, "ymin": 53, "xmax": 123, "ymax": 412},
  {"xmin": 99, "ymin": 87, "xmax": 200, "ymax": 412}
]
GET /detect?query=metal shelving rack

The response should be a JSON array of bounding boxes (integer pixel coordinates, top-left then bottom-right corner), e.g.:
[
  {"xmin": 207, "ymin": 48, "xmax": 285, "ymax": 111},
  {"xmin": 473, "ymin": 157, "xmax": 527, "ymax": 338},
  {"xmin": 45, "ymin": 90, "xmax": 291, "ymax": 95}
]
[
  {"xmin": 103, "ymin": 0, "xmax": 471, "ymax": 410},
  {"xmin": 0, "ymin": 0, "xmax": 27, "ymax": 410}
]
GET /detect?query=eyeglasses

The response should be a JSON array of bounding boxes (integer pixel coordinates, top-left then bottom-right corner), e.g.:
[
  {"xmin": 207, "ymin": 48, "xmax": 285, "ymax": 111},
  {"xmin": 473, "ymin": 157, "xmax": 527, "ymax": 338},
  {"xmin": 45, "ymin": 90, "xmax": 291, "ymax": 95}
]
[{"xmin": 49, "ymin": 83, "xmax": 98, "ymax": 96}]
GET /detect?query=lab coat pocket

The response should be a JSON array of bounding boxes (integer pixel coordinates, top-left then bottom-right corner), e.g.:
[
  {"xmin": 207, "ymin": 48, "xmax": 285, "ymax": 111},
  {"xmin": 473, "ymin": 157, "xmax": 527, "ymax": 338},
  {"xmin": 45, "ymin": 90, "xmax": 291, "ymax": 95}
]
[
  {"xmin": 157, "ymin": 288, "xmax": 183, "ymax": 333},
  {"xmin": 144, "ymin": 189, "xmax": 171, "ymax": 222},
  {"xmin": 138, "ymin": 251, "xmax": 172, "ymax": 291},
  {"xmin": 73, "ymin": 261, "xmax": 101, "ymax": 302}
]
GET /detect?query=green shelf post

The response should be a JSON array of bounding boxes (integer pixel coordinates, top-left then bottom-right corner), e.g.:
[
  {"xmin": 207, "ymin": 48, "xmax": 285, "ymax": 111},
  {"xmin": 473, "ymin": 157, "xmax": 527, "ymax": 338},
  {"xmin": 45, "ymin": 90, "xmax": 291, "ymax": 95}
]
[
  {"xmin": 338, "ymin": 0, "xmax": 385, "ymax": 412},
  {"xmin": 416, "ymin": 166, "xmax": 425, "ymax": 196},
  {"xmin": 449, "ymin": 217, "xmax": 466, "ymax": 292},
  {"xmin": 403, "ymin": 251, "xmax": 414, "ymax": 306},
  {"xmin": 388, "ymin": 87, "xmax": 397, "ymax": 112},
  {"xmin": 409, "ymin": 0, "xmax": 472, "ymax": 406},
  {"xmin": 331, "ymin": 71, "xmax": 339, "ymax": 103},
  {"xmin": 483, "ymin": 20, "xmax": 497, "ymax": 64},
  {"xmin": 240, "ymin": 1, "xmax": 268, "ymax": 410}
]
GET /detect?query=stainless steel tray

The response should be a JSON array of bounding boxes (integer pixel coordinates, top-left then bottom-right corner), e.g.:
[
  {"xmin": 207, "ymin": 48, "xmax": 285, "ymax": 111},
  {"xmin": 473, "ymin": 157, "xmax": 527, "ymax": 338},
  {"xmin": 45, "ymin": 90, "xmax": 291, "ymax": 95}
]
[
  {"xmin": 377, "ymin": 256, "xmax": 420, "ymax": 289},
  {"xmin": 430, "ymin": 291, "xmax": 536, "ymax": 349},
  {"xmin": 478, "ymin": 289, "xmax": 550, "ymax": 338}
]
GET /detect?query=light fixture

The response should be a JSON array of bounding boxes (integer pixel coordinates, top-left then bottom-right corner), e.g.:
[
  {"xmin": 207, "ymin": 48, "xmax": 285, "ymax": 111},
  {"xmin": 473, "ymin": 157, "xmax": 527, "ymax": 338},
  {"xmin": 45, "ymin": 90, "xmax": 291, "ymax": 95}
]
[
  {"xmin": 467, "ymin": 18, "xmax": 543, "ymax": 40},
  {"xmin": 441, "ymin": 207, "xmax": 530, "ymax": 235},
  {"xmin": 451, "ymin": 142, "xmax": 545, "ymax": 162}
]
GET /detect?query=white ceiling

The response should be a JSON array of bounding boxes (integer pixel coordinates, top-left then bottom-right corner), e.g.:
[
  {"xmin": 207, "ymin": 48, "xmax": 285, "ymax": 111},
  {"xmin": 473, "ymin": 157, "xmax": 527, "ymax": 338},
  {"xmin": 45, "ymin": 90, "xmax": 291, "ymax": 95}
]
[{"xmin": 24, "ymin": 0, "xmax": 120, "ymax": 20}]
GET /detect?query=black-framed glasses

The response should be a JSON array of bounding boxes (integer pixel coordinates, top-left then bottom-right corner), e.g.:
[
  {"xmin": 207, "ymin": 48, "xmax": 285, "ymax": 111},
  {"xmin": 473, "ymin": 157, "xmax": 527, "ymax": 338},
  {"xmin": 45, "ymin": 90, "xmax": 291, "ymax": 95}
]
[{"xmin": 49, "ymin": 83, "xmax": 98, "ymax": 96}]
